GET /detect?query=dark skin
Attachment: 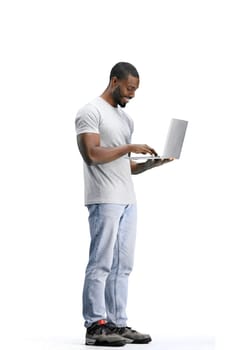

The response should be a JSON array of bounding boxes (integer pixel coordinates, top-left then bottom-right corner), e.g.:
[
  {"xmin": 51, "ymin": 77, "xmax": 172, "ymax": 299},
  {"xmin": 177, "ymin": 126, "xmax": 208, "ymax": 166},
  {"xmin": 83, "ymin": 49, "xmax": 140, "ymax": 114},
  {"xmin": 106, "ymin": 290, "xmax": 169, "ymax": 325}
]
[{"xmin": 77, "ymin": 74, "xmax": 173, "ymax": 174}]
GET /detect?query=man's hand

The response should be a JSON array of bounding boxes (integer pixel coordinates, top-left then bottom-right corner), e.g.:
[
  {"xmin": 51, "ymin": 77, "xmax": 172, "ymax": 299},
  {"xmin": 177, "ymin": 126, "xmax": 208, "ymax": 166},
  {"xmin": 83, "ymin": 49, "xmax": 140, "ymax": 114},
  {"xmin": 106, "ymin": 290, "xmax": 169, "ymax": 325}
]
[
  {"xmin": 128, "ymin": 144, "xmax": 157, "ymax": 156},
  {"xmin": 131, "ymin": 157, "xmax": 174, "ymax": 174},
  {"xmin": 144, "ymin": 158, "xmax": 174, "ymax": 169}
]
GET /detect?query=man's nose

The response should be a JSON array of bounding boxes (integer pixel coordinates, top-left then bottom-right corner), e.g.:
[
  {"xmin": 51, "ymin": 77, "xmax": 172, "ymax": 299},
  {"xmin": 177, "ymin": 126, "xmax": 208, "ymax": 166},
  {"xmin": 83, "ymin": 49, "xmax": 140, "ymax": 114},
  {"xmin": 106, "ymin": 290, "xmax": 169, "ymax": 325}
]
[{"xmin": 129, "ymin": 92, "xmax": 135, "ymax": 99}]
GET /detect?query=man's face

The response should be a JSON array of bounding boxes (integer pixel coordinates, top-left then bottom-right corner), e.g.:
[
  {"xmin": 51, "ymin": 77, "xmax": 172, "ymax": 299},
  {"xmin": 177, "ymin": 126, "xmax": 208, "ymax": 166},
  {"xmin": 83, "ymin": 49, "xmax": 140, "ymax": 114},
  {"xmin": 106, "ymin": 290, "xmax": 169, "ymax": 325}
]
[{"xmin": 111, "ymin": 74, "xmax": 139, "ymax": 108}]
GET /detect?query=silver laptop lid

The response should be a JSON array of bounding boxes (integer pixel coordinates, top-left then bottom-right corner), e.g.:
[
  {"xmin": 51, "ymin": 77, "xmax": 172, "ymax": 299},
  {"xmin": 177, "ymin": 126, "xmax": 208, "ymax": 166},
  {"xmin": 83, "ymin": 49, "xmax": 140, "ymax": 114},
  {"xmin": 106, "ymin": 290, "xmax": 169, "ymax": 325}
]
[{"xmin": 162, "ymin": 118, "xmax": 188, "ymax": 159}]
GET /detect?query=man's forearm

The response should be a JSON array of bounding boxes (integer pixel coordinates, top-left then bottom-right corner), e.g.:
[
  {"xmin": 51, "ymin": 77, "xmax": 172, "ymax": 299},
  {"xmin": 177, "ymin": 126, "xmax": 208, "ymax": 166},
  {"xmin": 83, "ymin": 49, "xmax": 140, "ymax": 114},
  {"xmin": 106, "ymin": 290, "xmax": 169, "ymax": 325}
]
[
  {"xmin": 131, "ymin": 158, "xmax": 172, "ymax": 174},
  {"xmin": 131, "ymin": 161, "xmax": 151, "ymax": 175},
  {"xmin": 86, "ymin": 145, "xmax": 131, "ymax": 165}
]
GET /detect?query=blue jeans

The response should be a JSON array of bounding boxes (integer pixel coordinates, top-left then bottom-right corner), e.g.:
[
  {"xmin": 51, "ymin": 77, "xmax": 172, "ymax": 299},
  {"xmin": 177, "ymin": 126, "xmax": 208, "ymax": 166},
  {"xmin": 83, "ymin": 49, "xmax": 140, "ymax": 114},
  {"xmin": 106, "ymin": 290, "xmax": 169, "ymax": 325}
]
[{"xmin": 83, "ymin": 204, "xmax": 137, "ymax": 328}]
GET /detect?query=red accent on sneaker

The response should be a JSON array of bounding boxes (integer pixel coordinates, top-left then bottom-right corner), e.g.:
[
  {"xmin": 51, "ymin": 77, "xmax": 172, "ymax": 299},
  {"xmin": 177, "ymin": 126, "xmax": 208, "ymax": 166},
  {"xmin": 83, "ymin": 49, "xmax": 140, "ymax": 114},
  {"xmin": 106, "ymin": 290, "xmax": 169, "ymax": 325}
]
[{"xmin": 97, "ymin": 319, "xmax": 107, "ymax": 325}]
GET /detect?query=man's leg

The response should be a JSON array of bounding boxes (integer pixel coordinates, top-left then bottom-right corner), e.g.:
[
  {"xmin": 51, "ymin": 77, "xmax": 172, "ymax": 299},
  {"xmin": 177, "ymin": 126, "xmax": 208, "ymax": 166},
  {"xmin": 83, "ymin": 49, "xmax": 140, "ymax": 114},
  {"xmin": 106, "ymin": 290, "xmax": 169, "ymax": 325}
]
[
  {"xmin": 82, "ymin": 204, "xmax": 126, "ymax": 328},
  {"xmin": 105, "ymin": 204, "xmax": 137, "ymax": 326}
]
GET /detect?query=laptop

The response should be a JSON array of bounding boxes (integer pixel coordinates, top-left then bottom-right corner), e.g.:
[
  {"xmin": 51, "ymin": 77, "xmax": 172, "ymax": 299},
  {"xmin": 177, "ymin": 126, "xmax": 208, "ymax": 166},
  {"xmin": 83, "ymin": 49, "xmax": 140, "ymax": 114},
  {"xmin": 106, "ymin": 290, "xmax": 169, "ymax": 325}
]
[{"xmin": 127, "ymin": 118, "xmax": 188, "ymax": 160}]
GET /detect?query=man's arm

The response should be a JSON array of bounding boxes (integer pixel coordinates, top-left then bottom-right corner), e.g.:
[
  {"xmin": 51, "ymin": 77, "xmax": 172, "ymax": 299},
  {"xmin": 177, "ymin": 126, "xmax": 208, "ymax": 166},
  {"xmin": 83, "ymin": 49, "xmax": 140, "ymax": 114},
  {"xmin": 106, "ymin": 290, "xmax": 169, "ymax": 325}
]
[
  {"xmin": 77, "ymin": 133, "xmax": 157, "ymax": 165},
  {"xmin": 130, "ymin": 158, "xmax": 174, "ymax": 175}
]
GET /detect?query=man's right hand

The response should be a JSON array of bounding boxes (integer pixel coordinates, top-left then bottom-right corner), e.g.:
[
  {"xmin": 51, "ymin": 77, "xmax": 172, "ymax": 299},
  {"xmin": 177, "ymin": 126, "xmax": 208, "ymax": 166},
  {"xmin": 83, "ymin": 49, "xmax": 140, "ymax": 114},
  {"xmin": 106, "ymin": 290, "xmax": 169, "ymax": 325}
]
[{"xmin": 128, "ymin": 144, "xmax": 157, "ymax": 156}]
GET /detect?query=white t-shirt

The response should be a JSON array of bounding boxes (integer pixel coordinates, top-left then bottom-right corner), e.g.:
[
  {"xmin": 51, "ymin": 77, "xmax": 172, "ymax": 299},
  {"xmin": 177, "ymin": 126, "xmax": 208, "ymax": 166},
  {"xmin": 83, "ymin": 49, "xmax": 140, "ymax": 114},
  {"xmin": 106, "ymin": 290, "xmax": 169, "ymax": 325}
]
[{"xmin": 75, "ymin": 97, "xmax": 136, "ymax": 205}]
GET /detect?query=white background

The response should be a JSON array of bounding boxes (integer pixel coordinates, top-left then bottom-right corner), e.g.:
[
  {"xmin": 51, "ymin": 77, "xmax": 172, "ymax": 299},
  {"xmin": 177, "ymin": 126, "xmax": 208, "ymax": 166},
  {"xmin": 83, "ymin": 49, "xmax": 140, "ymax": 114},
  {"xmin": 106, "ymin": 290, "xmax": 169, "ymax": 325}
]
[{"xmin": 0, "ymin": 0, "xmax": 233, "ymax": 349}]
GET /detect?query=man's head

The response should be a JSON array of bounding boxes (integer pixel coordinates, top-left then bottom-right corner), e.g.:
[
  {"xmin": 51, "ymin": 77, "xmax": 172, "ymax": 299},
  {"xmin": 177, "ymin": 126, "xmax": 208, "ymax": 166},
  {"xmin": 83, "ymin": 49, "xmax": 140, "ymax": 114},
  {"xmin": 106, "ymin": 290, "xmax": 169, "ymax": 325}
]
[{"xmin": 107, "ymin": 62, "xmax": 140, "ymax": 108}]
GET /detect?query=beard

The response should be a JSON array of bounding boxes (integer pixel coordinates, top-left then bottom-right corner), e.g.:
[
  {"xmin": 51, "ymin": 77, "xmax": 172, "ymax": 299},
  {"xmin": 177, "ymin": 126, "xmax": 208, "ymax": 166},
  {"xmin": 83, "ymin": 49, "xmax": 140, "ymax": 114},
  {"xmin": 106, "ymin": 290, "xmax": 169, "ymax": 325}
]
[{"xmin": 112, "ymin": 86, "xmax": 127, "ymax": 108}]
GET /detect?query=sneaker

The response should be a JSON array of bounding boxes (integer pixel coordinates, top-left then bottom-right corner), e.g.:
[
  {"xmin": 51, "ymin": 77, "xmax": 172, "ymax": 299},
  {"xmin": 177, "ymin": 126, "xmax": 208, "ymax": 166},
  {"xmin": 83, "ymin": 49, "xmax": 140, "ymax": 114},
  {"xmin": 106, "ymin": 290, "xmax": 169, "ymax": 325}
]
[
  {"xmin": 85, "ymin": 320, "xmax": 128, "ymax": 346},
  {"xmin": 109, "ymin": 324, "xmax": 152, "ymax": 344}
]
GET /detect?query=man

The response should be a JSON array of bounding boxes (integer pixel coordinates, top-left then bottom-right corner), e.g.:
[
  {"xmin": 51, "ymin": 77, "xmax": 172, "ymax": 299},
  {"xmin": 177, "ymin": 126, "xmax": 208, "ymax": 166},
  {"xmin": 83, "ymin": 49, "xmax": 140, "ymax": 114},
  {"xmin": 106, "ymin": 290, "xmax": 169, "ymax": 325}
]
[{"xmin": 75, "ymin": 62, "xmax": 172, "ymax": 346}]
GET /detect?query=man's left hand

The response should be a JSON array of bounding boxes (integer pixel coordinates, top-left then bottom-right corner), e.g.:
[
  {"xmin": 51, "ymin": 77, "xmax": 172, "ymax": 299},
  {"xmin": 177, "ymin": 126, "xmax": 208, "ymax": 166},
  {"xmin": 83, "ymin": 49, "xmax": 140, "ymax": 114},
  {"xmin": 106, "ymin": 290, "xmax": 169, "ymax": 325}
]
[{"xmin": 144, "ymin": 158, "xmax": 174, "ymax": 169}]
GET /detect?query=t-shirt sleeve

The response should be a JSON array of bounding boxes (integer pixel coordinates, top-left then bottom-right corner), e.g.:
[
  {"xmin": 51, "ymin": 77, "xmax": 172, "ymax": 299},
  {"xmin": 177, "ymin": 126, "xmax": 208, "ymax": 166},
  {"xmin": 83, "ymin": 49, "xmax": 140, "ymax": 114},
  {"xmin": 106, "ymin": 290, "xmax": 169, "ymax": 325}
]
[{"xmin": 75, "ymin": 106, "xmax": 100, "ymax": 135}]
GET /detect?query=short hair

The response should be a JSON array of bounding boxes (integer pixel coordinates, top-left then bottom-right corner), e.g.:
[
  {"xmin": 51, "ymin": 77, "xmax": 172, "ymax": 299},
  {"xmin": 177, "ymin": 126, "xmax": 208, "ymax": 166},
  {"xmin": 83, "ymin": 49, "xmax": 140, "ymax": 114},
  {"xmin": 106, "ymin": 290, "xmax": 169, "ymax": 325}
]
[{"xmin": 110, "ymin": 62, "xmax": 139, "ymax": 81}]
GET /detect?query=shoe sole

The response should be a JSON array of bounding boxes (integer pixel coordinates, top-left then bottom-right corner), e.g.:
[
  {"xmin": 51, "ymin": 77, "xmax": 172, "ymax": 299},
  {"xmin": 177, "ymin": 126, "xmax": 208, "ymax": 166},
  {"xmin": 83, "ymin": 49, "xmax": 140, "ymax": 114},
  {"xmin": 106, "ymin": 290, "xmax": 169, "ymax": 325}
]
[
  {"xmin": 86, "ymin": 338, "xmax": 126, "ymax": 347},
  {"xmin": 130, "ymin": 338, "xmax": 152, "ymax": 344}
]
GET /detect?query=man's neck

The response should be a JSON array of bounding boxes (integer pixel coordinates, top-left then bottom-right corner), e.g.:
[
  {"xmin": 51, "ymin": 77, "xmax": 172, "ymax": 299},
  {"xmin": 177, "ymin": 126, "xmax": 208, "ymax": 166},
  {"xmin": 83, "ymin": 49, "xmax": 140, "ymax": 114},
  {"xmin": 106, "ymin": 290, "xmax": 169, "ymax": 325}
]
[{"xmin": 100, "ymin": 90, "xmax": 117, "ymax": 108}]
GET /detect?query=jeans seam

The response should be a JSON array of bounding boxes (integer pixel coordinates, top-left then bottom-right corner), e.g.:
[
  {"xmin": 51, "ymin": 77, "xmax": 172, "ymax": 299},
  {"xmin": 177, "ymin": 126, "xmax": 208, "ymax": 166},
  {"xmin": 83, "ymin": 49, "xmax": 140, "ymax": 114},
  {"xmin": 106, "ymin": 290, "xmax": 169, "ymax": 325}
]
[{"xmin": 114, "ymin": 235, "xmax": 120, "ymax": 323}]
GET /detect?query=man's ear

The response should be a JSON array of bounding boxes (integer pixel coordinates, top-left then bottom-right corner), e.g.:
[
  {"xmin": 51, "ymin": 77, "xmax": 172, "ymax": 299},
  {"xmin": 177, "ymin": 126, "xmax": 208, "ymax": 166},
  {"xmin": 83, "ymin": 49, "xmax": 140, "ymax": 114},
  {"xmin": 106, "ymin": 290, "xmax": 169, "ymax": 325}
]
[{"xmin": 111, "ymin": 76, "xmax": 119, "ymax": 86}]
